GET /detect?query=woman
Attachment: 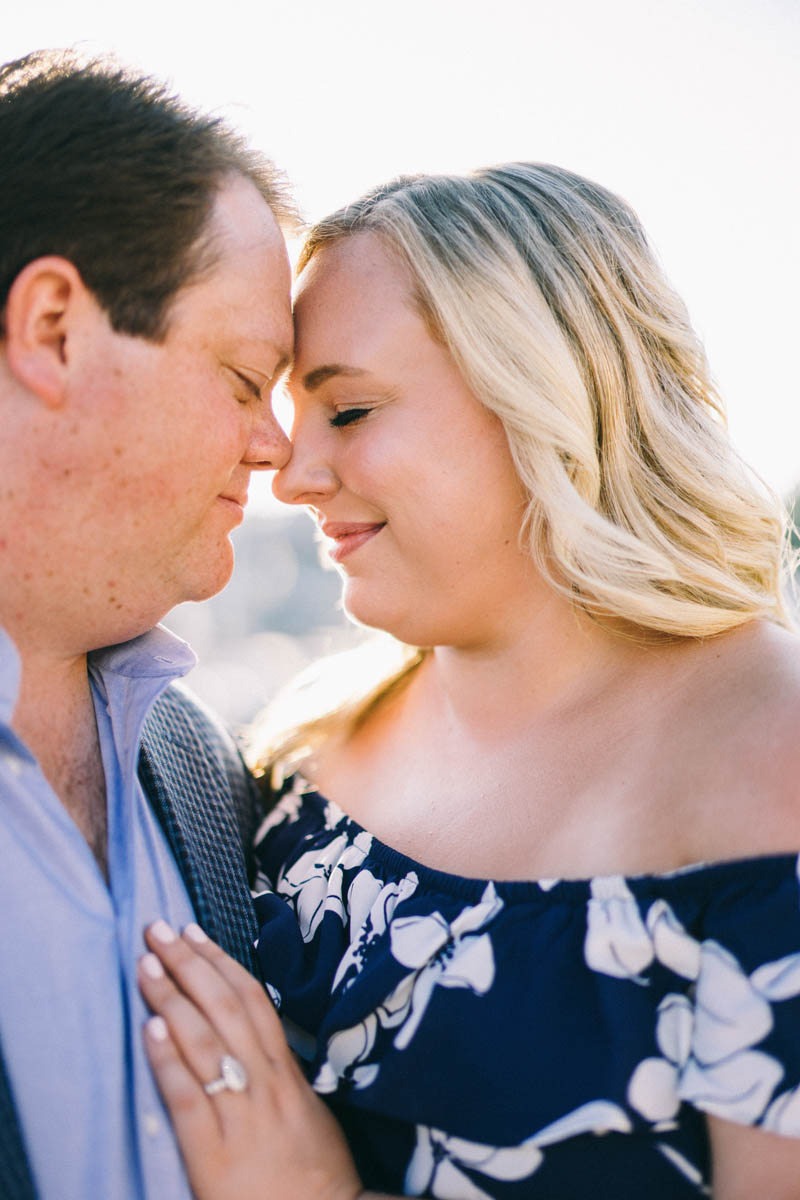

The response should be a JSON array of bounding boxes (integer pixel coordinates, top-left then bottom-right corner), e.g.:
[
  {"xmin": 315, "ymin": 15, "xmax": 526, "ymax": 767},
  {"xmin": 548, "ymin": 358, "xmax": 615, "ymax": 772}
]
[{"xmin": 139, "ymin": 164, "xmax": 800, "ymax": 1198}]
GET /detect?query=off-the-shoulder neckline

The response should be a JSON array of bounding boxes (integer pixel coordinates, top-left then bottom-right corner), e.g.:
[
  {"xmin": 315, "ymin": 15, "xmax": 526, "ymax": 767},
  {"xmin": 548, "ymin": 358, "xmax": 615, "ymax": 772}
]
[{"xmin": 270, "ymin": 778, "xmax": 800, "ymax": 905}]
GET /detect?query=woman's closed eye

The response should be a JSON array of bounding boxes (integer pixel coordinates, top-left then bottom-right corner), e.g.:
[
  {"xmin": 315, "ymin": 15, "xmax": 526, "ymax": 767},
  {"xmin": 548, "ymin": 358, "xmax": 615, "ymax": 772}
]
[{"xmin": 329, "ymin": 407, "xmax": 371, "ymax": 428}]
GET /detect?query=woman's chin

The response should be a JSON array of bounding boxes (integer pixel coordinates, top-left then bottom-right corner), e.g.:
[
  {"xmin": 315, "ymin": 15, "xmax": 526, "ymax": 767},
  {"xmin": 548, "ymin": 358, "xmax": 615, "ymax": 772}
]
[
  {"xmin": 342, "ymin": 594, "xmax": 440, "ymax": 650},
  {"xmin": 341, "ymin": 584, "xmax": 412, "ymax": 642}
]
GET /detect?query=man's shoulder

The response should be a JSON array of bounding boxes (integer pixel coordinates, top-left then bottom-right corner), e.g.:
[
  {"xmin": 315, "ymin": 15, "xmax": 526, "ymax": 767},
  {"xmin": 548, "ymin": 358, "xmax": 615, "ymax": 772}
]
[
  {"xmin": 140, "ymin": 681, "xmax": 256, "ymax": 810},
  {"xmin": 139, "ymin": 682, "xmax": 265, "ymax": 963},
  {"xmin": 143, "ymin": 680, "xmax": 239, "ymax": 762},
  {"xmin": 140, "ymin": 681, "xmax": 264, "ymax": 854}
]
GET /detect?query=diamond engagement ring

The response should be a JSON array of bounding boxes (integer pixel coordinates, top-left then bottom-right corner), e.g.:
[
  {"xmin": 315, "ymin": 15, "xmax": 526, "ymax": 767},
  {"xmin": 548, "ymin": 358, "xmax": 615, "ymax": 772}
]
[{"xmin": 203, "ymin": 1054, "xmax": 248, "ymax": 1096}]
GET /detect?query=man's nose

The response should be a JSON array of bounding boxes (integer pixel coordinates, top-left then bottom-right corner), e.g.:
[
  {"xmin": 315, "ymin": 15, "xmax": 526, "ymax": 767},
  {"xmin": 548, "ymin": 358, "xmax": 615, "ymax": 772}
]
[{"xmin": 245, "ymin": 407, "xmax": 292, "ymax": 471}]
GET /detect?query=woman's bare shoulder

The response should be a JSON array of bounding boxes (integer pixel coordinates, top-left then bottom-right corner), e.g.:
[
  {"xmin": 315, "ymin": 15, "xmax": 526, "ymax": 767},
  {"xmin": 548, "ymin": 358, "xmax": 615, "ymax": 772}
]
[
  {"xmin": 672, "ymin": 620, "xmax": 800, "ymax": 861},
  {"xmin": 707, "ymin": 620, "xmax": 800, "ymax": 729}
]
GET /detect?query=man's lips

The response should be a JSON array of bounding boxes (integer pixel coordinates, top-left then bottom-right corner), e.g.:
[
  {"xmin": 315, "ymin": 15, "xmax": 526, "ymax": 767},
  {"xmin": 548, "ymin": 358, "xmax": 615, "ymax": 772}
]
[
  {"xmin": 217, "ymin": 492, "xmax": 248, "ymax": 522},
  {"xmin": 321, "ymin": 521, "xmax": 386, "ymax": 563}
]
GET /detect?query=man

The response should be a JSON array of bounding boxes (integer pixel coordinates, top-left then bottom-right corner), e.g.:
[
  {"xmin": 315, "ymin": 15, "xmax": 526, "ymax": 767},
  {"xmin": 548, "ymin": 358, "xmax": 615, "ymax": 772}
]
[{"xmin": 0, "ymin": 50, "xmax": 295, "ymax": 1198}]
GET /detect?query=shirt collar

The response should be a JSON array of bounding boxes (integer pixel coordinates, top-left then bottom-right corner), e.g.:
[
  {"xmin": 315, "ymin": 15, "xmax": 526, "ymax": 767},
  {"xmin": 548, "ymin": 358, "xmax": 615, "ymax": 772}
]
[
  {"xmin": 90, "ymin": 626, "xmax": 199, "ymax": 787},
  {"xmin": 0, "ymin": 624, "xmax": 196, "ymax": 728},
  {"xmin": 89, "ymin": 624, "xmax": 197, "ymax": 681}
]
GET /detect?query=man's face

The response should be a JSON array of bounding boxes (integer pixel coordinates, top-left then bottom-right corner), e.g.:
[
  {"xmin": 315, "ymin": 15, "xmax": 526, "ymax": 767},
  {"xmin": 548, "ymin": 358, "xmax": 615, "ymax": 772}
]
[{"xmin": 57, "ymin": 176, "xmax": 293, "ymax": 639}]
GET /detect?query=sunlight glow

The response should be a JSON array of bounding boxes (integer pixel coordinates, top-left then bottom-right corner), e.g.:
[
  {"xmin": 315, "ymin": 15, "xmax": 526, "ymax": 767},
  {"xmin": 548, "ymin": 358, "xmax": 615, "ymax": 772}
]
[{"xmin": 8, "ymin": 0, "xmax": 800, "ymax": 504}]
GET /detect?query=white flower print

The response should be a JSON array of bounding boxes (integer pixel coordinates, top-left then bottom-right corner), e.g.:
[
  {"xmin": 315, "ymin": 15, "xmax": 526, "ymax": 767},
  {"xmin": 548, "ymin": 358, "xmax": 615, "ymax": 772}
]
[
  {"xmin": 313, "ymin": 973, "xmax": 417, "ymax": 1093},
  {"xmin": 744, "ymin": 950, "xmax": 800, "ymax": 1130},
  {"xmin": 312, "ymin": 885, "xmax": 503, "ymax": 1094},
  {"xmin": 751, "ymin": 953, "xmax": 800, "ymax": 1001},
  {"xmin": 655, "ymin": 992, "xmax": 694, "ymax": 1067},
  {"xmin": 389, "ymin": 882, "xmax": 504, "ymax": 1050},
  {"xmin": 405, "ymin": 1127, "xmax": 542, "ymax": 1200},
  {"xmin": 322, "ymin": 798, "xmax": 346, "ymax": 831},
  {"xmin": 586, "ymin": 892, "xmax": 703, "ymax": 985},
  {"xmin": 254, "ymin": 787, "xmax": 305, "ymax": 844},
  {"xmin": 628, "ymin": 994, "xmax": 692, "ymax": 1123},
  {"xmin": 331, "ymin": 870, "xmax": 419, "ymax": 993},
  {"xmin": 692, "ymin": 941, "xmax": 773, "ymax": 1063},
  {"xmin": 314, "ymin": 1013, "xmax": 380, "ymax": 1093},
  {"xmin": 646, "ymin": 899, "xmax": 701, "ymax": 980},
  {"xmin": 584, "ymin": 876, "xmax": 653, "ymax": 981},
  {"xmin": 529, "ymin": 1098, "xmax": 632, "ymax": 1145},
  {"xmin": 252, "ymin": 789, "xmax": 310, "ymax": 893},
  {"xmin": 538, "ymin": 877, "xmax": 560, "ymax": 892},
  {"xmin": 680, "ymin": 1050, "xmax": 784, "ymax": 1124},
  {"xmin": 655, "ymin": 1143, "xmax": 709, "ymax": 1193},
  {"xmin": 628, "ymin": 1057, "xmax": 682, "ymax": 1123},
  {"xmin": 276, "ymin": 828, "xmax": 373, "ymax": 942},
  {"xmin": 677, "ymin": 940, "xmax": 800, "ymax": 1124},
  {"xmin": 405, "ymin": 1101, "xmax": 631, "ymax": 1198},
  {"xmin": 629, "ymin": 937, "xmax": 800, "ymax": 1129},
  {"xmin": 763, "ymin": 1084, "xmax": 800, "ymax": 1136}
]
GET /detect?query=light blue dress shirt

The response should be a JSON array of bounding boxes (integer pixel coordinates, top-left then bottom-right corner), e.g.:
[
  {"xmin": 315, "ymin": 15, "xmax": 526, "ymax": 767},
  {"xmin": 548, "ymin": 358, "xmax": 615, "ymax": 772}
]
[{"xmin": 0, "ymin": 625, "xmax": 199, "ymax": 1199}]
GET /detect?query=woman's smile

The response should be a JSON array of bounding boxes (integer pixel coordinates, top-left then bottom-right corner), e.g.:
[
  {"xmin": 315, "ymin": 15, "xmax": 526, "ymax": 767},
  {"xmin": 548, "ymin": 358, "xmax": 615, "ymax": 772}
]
[
  {"xmin": 276, "ymin": 233, "xmax": 533, "ymax": 647},
  {"xmin": 321, "ymin": 520, "xmax": 387, "ymax": 563}
]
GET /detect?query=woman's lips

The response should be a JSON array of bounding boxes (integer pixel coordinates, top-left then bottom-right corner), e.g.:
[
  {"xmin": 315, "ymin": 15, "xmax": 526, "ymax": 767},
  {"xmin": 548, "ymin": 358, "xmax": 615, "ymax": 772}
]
[{"xmin": 321, "ymin": 521, "xmax": 386, "ymax": 563}]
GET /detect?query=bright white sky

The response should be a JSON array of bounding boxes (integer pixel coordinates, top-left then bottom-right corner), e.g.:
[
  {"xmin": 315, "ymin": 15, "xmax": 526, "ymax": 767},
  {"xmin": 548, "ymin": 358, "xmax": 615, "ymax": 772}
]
[{"xmin": 6, "ymin": 0, "xmax": 799, "ymax": 513}]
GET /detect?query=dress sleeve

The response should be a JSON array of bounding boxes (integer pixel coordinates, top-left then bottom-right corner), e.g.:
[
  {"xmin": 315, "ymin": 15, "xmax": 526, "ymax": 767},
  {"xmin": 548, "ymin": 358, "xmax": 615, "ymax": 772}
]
[{"xmin": 675, "ymin": 855, "xmax": 800, "ymax": 1135}]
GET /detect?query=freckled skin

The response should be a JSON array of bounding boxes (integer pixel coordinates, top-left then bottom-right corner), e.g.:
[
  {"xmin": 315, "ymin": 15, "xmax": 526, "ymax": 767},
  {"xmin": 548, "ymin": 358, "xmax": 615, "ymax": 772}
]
[{"xmin": 1, "ymin": 177, "xmax": 293, "ymax": 653}]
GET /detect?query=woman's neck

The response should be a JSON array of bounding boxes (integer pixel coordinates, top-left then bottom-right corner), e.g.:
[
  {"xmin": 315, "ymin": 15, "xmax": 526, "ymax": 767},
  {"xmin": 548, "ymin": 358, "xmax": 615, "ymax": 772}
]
[{"xmin": 417, "ymin": 596, "xmax": 650, "ymax": 740}]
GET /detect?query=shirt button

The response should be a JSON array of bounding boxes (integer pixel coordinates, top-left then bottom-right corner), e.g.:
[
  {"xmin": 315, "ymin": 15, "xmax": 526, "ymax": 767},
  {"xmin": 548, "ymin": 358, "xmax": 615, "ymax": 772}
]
[{"xmin": 143, "ymin": 1112, "xmax": 161, "ymax": 1138}]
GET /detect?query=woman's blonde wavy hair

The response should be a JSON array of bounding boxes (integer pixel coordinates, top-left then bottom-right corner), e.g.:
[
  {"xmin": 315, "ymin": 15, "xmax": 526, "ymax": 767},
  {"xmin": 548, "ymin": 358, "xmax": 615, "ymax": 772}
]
[{"xmin": 252, "ymin": 163, "xmax": 795, "ymax": 776}]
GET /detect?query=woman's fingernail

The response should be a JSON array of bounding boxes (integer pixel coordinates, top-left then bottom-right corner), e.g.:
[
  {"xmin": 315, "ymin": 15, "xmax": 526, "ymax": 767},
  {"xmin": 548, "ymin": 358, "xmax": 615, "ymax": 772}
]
[
  {"xmin": 140, "ymin": 953, "xmax": 164, "ymax": 980},
  {"xmin": 183, "ymin": 923, "xmax": 208, "ymax": 944},
  {"xmin": 149, "ymin": 920, "xmax": 177, "ymax": 944},
  {"xmin": 147, "ymin": 1016, "xmax": 169, "ymax": 1042}
]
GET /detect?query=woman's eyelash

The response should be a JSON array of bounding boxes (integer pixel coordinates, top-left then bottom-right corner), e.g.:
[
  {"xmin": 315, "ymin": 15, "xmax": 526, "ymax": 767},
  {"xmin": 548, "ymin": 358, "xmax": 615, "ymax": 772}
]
[{"xmin": 329, "ymin": 407, "xmax": 370, "ymax": 428}]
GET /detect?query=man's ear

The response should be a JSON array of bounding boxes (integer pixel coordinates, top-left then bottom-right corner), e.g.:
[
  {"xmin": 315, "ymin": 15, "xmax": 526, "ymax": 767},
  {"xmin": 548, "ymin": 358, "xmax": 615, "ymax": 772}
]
[{"xmin": 3, "ymin": 257, "xmax": 89, "ymax": 408}]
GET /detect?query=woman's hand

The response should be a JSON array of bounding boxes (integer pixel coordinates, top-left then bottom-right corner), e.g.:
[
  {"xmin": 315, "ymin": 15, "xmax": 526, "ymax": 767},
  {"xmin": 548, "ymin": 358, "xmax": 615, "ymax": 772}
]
[{"xmin": 138, "ymin": 920, "xmax": 366, "ymax": 1200}]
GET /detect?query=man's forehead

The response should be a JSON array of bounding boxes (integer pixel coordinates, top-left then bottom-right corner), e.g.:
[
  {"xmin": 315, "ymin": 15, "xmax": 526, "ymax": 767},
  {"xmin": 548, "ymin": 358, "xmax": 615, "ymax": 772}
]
[{"xmin": 229, "ymin": 329, "xmax": 293, "ymax": 377}]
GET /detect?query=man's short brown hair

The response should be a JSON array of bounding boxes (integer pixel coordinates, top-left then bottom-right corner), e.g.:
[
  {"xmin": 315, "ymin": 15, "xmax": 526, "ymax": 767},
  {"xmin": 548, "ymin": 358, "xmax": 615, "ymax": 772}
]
[{"xmin": 0, "ymin": 49, "xmax": 296, "ymax": 339}]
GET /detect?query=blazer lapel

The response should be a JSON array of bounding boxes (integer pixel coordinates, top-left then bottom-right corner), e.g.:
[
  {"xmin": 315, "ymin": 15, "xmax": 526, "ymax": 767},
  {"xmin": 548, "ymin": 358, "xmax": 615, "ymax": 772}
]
[{"xmin": 138, "ymin": 738, "xmax": 260, "ymax": 976}]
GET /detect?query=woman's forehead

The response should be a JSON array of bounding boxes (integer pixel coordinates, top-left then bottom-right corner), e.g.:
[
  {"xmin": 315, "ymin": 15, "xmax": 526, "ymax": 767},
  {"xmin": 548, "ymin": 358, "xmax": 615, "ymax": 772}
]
[{"xmin": 295, "ymin": 232, "xmax": 413, "ymax": 309}]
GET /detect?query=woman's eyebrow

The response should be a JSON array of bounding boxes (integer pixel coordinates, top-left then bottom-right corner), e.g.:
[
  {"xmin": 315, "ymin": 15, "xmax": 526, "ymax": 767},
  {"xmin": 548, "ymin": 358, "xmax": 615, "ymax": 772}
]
[
  {"xmin": 303, "ymin": 364, "xmax": 368, "ymax": 391},
  {"xmin": 273, "ymin": 352, "xmax": 293, "ymax": 380}
]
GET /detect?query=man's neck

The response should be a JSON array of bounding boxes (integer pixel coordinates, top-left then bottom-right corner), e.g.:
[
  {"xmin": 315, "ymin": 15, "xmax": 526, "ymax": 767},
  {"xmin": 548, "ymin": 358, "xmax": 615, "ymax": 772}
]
[{"xmin": 11, "ymin": 646, "xmax": 109, "ymax": 879}]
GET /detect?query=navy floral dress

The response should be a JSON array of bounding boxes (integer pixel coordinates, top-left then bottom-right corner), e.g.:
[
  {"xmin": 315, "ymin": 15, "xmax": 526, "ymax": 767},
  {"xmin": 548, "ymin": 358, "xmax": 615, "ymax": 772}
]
[{"xmin": 252, "ymin": 776, "xmax": 800, "ymax": 1199}]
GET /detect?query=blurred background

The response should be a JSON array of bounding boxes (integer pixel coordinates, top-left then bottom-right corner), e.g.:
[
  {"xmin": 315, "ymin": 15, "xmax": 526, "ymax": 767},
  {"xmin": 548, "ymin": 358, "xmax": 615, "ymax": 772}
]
[{"xmin": 5, "ymin": 0, "xmax": 799, "ymax": 728}]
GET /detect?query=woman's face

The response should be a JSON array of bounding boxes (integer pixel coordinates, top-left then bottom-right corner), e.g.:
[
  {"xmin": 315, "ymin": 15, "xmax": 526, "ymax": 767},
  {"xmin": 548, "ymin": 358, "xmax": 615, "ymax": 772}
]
[{"xmin": 275, "ymin": 232, "xmax": 538, "ymax": 649}]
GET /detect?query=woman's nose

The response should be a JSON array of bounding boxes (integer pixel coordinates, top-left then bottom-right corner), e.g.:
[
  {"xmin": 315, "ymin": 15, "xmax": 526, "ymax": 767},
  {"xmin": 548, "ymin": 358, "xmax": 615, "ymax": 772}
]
[{"xmin": 271, "ymin": 435, "xmax": 339, "ymax": 507}]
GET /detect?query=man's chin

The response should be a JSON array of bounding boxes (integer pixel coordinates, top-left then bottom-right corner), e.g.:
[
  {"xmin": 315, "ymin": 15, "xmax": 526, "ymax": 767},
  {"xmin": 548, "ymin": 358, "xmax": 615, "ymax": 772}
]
[
  {"xmin": 180, "ymin": 544, "xmax": 236, "ymax": 605},
  {"xmin": 116, "ymin": 544, "xmax": 235, "ymax": 638}
]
